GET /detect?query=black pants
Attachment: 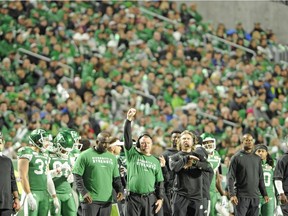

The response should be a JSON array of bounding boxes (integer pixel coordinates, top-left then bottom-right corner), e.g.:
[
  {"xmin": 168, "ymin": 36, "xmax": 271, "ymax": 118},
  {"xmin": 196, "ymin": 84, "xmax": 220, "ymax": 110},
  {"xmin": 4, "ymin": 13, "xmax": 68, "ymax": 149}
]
[
  {"xmin": 280, "ymin": 203, "xmax": 288, "ymax": 215},
  {"xmin": 171, "ymin": 193, "xmax": 203, "ymax": 216},
  {"xmin": 156, "ymin": 193, "xmax": 171, "ymax": 216},
  {"xmin": 234, "ymin": 197, "xmax": 259, "ymax": 216},
  {"xmin": 0, "ymin": 209, "xmax": 13, "ymax": 216},
  {"xmin": 81, "ymin": 202, "xmax": 112, "ymax": 216},
  {"xmin": 125, "ymin": 192, "xmax": 158, "ymax": 216}
]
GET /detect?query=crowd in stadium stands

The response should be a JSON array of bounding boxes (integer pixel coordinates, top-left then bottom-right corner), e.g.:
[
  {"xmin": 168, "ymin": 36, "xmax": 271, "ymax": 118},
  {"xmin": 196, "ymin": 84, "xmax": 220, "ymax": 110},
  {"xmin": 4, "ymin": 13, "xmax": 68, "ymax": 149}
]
[{"xmin": 0, "ymin": 1, "xmax": 287, "ymax": 162}]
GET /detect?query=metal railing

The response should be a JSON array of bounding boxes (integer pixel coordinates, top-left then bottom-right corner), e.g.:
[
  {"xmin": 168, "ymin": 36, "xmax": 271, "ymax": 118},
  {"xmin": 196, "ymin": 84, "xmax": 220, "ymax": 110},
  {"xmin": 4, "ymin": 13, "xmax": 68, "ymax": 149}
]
[
  {"xmin": 17, "ymin": 48, "xmax": 74, "ymax": 80},
  {"xmin": 139, "ymin": 7, "xmax": 178, "ymax": 25},
  {"xmin": 270, "ymin": 45, "xmax": 288, "ymax": 63},
  {"xmin": 196, "ymin": 109, "xmax": 238, "ymax": 127},
  {"xmin": 123, "ymin": 86, "xmax": 156, "ymax": 104},
  {"xmin": 203, "ymin": 33, "xmax": 257, "ymax": 57}
]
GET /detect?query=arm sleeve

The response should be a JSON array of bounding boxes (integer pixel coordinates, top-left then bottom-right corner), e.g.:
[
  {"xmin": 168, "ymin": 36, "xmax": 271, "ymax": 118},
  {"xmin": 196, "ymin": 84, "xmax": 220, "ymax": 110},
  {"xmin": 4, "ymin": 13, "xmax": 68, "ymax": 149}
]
[
  {"xmin": 10, "ymin": 159, "xmax": 18, "ymax": 193},
  {"xmin": 169, "ymin": 153, "xmax": 188, "ymax": 173},
  {"xmin": 227, "ymin": 156, "xmax": 237, "ymax": 197},
  {"xmin": 74, "ymin": 174, "xmax": 89, "ymax": 197},
  {"xmin": 161, "ymin": 166, "xmax": 170, "ymax": 182},
  {"xmin": 193, "ymin": 152, "xmax": 213, "ymax": 172},
  {"xmin": 274, "ymin": 158, "xmax": 285, "ymax": 181},
  {"xmin": 275, "ymin": 180, "xmax": 285, "ymax": 194},
  {"xmin": 113, "ymin": 176, "xmax": 124, "ymax": 194},
  {"xmin": 124, "ymin": 120, "xmax": 133, "ymax": 150},
  {"xmin": 47, "ymin": 172, "xmax": 56, "ymax": 196},
  {"xmin": 195, "ymin": 161, "xmax": 213, "ymax": 172},
  {"xmin": 258, "ymin": 160, "xmax": 268, "ymax": 197},
  {"xmin": 155, "ymin": 181, "xmax": 165, "ymax": 200}
]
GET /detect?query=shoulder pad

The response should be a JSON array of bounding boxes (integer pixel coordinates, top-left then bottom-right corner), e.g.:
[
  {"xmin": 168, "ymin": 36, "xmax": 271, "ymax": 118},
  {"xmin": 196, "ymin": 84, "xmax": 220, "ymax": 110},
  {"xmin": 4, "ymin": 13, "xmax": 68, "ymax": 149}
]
[{"xmin": 18, "ymin": 147, "xmax": 34, "ymax": 161}]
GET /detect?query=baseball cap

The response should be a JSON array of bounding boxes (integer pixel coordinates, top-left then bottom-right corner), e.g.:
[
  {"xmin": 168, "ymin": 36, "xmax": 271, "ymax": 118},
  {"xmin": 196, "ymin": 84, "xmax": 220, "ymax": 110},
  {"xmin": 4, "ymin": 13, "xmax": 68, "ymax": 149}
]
[{"xmin": 109, "ymin": 140, "xmax": 124, "ymax": 147}]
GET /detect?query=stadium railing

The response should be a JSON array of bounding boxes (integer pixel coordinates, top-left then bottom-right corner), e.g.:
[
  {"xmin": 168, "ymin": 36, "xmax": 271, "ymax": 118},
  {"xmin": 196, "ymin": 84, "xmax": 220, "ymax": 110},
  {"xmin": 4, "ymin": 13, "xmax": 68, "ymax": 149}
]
[
  {"xmin": 16, "ymin": 48, "xmax": 75, "ymax": 81},
  {"xmin": 203, "ymin": 33, "xmax": 257, "ymax": 57}
]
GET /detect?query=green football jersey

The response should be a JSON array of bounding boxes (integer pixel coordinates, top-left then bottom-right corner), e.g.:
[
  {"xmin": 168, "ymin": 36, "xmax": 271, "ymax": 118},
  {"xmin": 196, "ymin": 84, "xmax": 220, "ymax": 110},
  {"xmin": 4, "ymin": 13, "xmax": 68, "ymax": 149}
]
[
  {"xmin": 49, "ymin": 154, "xmax": 72, "ymax": 194},
  {"xmin": 125, "ymin": 147, "xmax": 164, "ymax": 194},
  {"xmin": 18, "ymin": 147, "xmax": 49, "ymax": 191},
  {"xmin": 69, "ymin": 148, "xmax": 81, "ymax": 167},
  {"xmin": 72, "ymin": 148, "xmax": 119, "ymax": 202},
  {"xmin": 208, "ymin": 150, "xmax": 221, "ymax": 193},
  {"xmin": 261, "ymin": 162, "xmax": 274, "ymax": 197}
]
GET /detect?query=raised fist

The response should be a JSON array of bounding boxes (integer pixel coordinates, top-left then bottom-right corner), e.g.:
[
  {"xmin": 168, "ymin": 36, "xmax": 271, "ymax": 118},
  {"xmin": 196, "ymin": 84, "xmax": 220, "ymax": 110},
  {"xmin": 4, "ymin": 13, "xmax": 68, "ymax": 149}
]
[{"xmin": 127, "ymin": 108, "xmax": 136, "ymax": 121}]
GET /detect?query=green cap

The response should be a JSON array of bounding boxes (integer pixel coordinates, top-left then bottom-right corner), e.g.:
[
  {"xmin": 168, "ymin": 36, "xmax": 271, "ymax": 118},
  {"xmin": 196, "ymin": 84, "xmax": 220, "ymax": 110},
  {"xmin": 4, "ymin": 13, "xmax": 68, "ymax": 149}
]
[
  {"xmin": 102, "ymin": 104, "xmax": 110, "ymax": 109},
  {"xmin": 51, "ymin": 3, "xmax": 57, "ymax": 8}
]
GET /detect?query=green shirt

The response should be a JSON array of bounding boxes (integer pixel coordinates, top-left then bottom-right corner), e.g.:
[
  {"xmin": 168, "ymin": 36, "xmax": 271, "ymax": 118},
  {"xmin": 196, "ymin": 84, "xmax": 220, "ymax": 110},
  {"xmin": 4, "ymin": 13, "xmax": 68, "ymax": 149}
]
[
  {"xmin": 125, "ymin": 147, "xmax": 164, "ymax": 194},
  {"xmin": 72, "ymin": 148, "xmax": 119, "ymax": 202},
  {"xmin": 18, "ymin": 147, "xmax": 49, "ymax": 191},
  {"xmin": 208, "ymin": 150, "xmax": 221, "ymax": 193},
  {"xmin": 49, "ymin": 155, "xmax": 72, "ymax": 194},
  {"xmin": 261, "ymin": 162, "xmax": 274, "ymax": 198}
]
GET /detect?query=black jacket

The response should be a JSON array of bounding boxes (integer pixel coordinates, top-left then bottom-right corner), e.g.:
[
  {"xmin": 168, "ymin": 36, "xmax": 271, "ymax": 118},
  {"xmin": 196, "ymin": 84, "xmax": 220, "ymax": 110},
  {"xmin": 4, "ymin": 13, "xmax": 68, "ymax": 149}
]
[
  {"xmin": 0, "ymin": 154, "xmax": 18, "ymax": 210},
  {"xmin": 228, "ymin": 150, "xmax": 267, "ymax": 198},
  {"xmin": 169, "ymin": 151, "xmax": 213, "ymax": 200}
]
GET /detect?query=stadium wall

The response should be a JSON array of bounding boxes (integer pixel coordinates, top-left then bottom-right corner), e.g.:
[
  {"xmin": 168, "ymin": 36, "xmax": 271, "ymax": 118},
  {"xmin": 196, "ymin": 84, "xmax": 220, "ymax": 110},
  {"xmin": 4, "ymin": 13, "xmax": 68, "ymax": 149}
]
[{"xmin": 186, "ymin": 1, "xmax": 288, "ymax": 44}]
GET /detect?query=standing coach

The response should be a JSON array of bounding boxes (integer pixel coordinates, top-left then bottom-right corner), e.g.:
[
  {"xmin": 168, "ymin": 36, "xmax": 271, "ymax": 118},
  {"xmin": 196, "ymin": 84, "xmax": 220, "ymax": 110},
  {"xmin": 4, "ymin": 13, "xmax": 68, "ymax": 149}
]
[
  {"xmin": 228, "ymin": 133, "xmax": 269, "ymax": 216},
  {"xmin": 124, "ymin": 108, "xmax": 164, "ymax": 216}
]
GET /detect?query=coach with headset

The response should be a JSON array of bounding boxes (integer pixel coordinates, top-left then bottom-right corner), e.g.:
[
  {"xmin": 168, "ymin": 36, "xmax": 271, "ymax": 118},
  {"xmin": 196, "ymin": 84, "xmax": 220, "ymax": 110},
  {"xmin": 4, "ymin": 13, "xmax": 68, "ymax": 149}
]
[{"xmin": 124, "ymin": 108, "xmax": 164, "ymax": 216}]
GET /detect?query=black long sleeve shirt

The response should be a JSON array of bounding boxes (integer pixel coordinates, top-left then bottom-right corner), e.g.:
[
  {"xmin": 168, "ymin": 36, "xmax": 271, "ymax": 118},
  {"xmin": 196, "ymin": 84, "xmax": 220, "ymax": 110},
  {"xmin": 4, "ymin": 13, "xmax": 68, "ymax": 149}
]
[
  {"xmin": 169, "ymin": 151, "xmax": 213, "ymax": 200},
  {"xmin": 162, "ymin": 148, "xmax": 178, "ymax": 193},
  {"xmin": 227, "ymin": 150, "xmax": 267, "ymax": 198},
  {"xmin": 0, "ymin": 154, "xmax": 18, "ymax": 209},
  {"xmin": 195, "ymin": 146, "xmax": 214, "ymax": 199},
  {"xmin": 274, "ymin": 153, "xmax": 288, "ymax": 194}
]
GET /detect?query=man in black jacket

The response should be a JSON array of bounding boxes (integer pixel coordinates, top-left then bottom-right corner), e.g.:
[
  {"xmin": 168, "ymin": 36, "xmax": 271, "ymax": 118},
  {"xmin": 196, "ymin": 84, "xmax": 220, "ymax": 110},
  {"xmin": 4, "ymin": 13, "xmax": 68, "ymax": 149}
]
[
  {"xmin": 228, "ymin": 133, "xmax": 269, "ymax": 216},
  {"xmin": 169, "ymin": 130, "xmax": 212, "ymax": 216},
  {"xmin": 162, "ymin": 130, "xmax": 181, "ymax": 203},
  {"xmin": 0, "ymin": 133, "xmax": 20, "ymax": 216}
]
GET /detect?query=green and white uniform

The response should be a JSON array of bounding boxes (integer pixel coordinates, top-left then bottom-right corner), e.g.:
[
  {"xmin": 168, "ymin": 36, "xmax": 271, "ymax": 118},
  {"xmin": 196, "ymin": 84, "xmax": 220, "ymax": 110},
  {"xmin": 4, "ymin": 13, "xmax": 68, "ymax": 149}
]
[
  {"xmin": 125, "ymin": 147, "xmax": 164, "ymax": 194},
  {"xmin": 208, "ymin": 150, "xmax": 221, "ymax": 216},
  {"xmin": 18, "ymin": 147, "xmax": 50, "ymax": 216},
  {"xmin": 49, "ymin": 154, "xmax": 76, "ymax": 216},
  {"xmin": 69, "ymin": 148, "xmax": 81, "ymax": 167},
  {"xmin": 73, "ymin": 148, "xmax": 120, "ymax": 202},
  {"xmin": 259, "ymin": 161, "xmax": 275, "ymax": 216}
]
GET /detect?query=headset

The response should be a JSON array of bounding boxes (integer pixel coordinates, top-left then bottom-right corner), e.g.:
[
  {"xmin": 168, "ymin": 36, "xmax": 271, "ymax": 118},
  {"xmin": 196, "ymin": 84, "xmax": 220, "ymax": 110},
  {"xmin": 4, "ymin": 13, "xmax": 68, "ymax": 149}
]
[{"xmin": 136, "ymin": 133, "xmax": 153, "ymax": 148}]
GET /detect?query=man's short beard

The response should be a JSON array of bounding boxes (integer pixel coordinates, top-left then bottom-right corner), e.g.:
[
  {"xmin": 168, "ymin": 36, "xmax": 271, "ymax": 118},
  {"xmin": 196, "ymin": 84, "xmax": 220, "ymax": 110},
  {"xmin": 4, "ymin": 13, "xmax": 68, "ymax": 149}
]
[
  {"xmin": 243, "ymin": 146, "xmax": 252, "ymax": 151},
  {"xmin": 95, "ymin": 144, "xmax": 107, "ymax": 153}
]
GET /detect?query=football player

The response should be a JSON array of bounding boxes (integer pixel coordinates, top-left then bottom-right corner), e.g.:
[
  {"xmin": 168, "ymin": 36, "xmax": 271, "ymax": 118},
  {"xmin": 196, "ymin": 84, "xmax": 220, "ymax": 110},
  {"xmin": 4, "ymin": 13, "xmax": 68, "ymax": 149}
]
[
  {"xmin": 48, "ymin": 130, "xmax": 76, "ymax": 216},
  {"xmin": 201, "ymin": 133, "xmax": 228, "ymax": 216},
  {"xmin": 254, "ymin": 144, "xmax": 276, "ymax": 216},
  {"xmin": 65, "ymin": 129, "xmax": 82, "ymax": 167},
  {"xmin": 18, "ymin": 129, "xmax": 60, "ymax": 216}
]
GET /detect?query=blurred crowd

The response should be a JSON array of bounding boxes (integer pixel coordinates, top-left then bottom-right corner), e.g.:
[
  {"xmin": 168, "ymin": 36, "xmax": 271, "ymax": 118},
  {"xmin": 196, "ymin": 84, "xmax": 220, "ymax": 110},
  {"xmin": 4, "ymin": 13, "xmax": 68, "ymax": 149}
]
[{"xmin": 0, "ymin": 1, "xmax": 287, "ymax": 160}]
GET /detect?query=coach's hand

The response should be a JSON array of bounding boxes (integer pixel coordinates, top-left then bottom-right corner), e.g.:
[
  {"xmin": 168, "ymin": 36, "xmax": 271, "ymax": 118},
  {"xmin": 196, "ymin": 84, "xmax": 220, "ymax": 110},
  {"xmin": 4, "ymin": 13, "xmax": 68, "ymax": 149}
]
[
  {"xmin": 264, "ymin": 196, "xmax": 270, "ymax": 203},
  {"xmin": 83, "ymin": 193, "xmax": 92, "ymax": 204},
  {"xmin": 127, "ymin": 108, "xmax": 136, "ymax": 121},
  {"xmin": 117, "ymin": 192, "xmax": 124, "ymax": 201},
  {"xmin": 155, "ymin": 199, "xmax": 163, "ymax": 214},
  {"xmin": 230, "ymin": 196, "xmax": 238, "ymax": 205},
  {"xmin": 159, "ymin": 156, "xmax": 166, "ymax": 167},
  {"xmin": 279, "ymin": 193, "xmax": 288, "ymax": 204}
]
